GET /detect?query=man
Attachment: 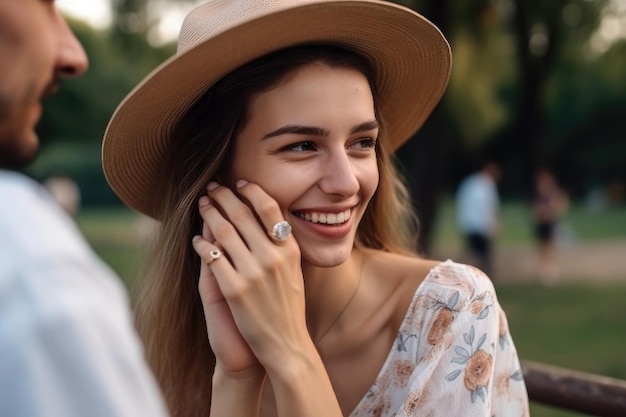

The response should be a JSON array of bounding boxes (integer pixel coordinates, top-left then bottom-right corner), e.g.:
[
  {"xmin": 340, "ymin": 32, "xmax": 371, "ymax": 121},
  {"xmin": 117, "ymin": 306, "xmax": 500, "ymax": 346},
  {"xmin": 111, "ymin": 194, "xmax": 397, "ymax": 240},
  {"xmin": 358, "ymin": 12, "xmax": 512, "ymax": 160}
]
[
  {"xmin": 0, "ymin": 2, "xmax": 168, "ymax": 416},
  {"xmin": 455, "ymin": 160, "xmax": 501, "ymax": 278}
]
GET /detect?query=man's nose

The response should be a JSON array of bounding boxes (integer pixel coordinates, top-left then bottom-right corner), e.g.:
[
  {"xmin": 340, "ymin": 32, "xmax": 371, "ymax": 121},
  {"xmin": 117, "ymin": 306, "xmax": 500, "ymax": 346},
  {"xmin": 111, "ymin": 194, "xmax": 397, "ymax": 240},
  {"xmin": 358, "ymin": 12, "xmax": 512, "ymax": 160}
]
[{"xmin": 55, "ymin": 11, "xmax": 89, "ymax": 78}]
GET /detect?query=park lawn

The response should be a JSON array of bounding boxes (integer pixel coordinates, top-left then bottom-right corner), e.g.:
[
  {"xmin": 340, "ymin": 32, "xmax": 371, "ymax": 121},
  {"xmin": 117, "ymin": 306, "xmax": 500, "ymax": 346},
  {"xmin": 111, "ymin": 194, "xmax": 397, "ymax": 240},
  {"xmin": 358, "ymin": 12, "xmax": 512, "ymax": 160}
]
[
  {"xmin": 77, "ymin": 202, "xmax": 626, "ymax": 417},
  {"xmin": 497, "ymin": 283, "xmax": 626, "ymax": 379},
  {"xmin": 496, "ymin": 282, "xmax": 626, "ymax": 417},
  {"xmin": 76, "ymin": 207, "xmax": 148, "ymax": 289},
  {"xmin": 432, "ymin": 197, "xmax": 626, "ymax": 248}
]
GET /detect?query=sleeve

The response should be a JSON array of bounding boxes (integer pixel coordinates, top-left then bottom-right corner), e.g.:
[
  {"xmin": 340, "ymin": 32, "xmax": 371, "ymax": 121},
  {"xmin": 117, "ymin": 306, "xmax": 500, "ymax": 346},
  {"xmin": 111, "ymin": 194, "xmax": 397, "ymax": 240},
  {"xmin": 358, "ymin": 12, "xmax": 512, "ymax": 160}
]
[
  {"xmin": 397, "ymin": 266, "xmax": 529, "ymax": 417},
  {"xmin": 0, "ymin": 175, "xmax": 170, "ymax": 417},
  {"xmin": 0, "ymin": 269, "xmax": 170, "ymax": 417}
]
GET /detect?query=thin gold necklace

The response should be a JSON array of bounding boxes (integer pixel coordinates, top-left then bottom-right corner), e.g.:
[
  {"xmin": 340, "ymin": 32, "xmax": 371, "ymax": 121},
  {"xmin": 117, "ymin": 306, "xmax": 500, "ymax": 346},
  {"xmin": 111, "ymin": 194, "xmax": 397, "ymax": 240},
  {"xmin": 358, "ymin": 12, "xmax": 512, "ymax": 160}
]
[{"xmin": 315, "ymin": 252, "xmax": 366, "ymax": 345}]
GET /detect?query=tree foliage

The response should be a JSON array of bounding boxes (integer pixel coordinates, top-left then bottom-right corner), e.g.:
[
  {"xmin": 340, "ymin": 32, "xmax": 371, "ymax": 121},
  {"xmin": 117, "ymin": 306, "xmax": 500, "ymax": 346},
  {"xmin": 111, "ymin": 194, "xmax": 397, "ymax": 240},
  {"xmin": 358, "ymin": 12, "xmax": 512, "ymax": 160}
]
[
  {"xmin": 28, "ymin": 17, "xmax": 175, "ymax": 205},
  {"xmin": 28, "ymin": 1, "xmax": 626, "ymax": 249},
  {"xmin": 399, "ymin": 0, "xmax": 625, "ymax": 196}
]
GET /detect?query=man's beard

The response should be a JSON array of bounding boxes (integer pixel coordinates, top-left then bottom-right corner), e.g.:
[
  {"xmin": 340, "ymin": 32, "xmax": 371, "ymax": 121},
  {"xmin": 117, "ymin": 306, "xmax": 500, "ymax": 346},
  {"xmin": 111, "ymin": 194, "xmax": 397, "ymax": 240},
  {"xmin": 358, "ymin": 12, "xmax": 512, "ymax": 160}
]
[
  {"xmin": 0, "ymin": 132, "xmax": 40, "ymax": 171},
  {"xmin": 0, "ymin": 141, "xmax": 40, "ymax": 169},
  {"xmin": 0, "ymin": 97, "xmax": 40, "ymax": 169}
]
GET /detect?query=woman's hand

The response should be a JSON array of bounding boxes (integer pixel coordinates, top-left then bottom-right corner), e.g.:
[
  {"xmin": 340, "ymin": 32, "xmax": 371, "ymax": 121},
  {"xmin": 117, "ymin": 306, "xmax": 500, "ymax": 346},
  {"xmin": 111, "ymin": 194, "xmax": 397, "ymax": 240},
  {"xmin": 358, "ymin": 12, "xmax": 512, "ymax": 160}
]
[
  {"xmin": 194, "ymin": 180, "xmax": 343, "ymax": 417},
  {"xmin": 193, "ymin": 180, "xmax": 309, "ymax": 368},
  {"xmin": 195, "ymin": 215, "xmax": 267, "ymax": 417},
  {"xmin": 194, "ymin": 218, "xmax": 263, "ymax": 378}
]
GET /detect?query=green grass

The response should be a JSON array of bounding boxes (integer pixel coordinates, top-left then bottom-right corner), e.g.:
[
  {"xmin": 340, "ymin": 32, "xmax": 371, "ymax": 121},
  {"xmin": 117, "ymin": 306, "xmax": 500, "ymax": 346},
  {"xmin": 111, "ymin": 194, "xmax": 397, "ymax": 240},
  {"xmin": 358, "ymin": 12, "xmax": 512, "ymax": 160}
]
[
  {"xmin": 527, "ymin": 404, "xmax": 591, "ymax": 417},
  {"xmin": 76, "ymin": 202, "xmax": 626, "ymax": 417},
  {"xmin": 564, "ymin": 204, "xmax": 626, "ymax": 240},
  {"xmin": 497, "ymin": 282, "xmax": 626, "ymax": 417},
  {"xmin": 498, "ymin": 283, "xmax": 626, "ymax": 379},
  {"xmin": 432, "ymin": 198, "xmax": 626, "ymax": 248},
  {"xmin": 76, "ymin": 207, "xmax": 148, "ymax": 288}
]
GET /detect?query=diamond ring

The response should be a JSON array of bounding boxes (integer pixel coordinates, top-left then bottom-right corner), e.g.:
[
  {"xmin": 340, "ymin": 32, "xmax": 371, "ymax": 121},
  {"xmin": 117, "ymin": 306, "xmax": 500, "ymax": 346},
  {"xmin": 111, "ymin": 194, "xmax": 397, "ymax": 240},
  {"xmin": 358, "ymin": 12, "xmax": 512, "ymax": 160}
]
[{"xmin": 269, "ymin": 220, "xmax": 292, "ymax": 243}]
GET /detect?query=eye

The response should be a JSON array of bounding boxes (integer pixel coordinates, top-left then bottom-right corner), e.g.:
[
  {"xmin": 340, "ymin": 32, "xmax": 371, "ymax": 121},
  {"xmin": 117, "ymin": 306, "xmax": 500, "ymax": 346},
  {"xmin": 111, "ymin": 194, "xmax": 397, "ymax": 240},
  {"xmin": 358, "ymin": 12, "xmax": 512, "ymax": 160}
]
[
  {"xmin": 280, "ymin": 141, "xmax": 317, "ymax": 152},
  {"xmin": 350, "ymin": 138, "xmax": 377, "ymax": 150}
]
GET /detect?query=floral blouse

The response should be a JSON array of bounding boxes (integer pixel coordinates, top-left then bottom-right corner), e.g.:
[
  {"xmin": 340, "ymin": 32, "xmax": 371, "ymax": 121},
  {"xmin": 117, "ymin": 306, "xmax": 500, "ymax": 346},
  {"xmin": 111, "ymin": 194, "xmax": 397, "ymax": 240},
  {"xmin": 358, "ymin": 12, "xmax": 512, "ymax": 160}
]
[{"xmin": 350, "ymin": 260, "xmax": 530, "ymax": 417}]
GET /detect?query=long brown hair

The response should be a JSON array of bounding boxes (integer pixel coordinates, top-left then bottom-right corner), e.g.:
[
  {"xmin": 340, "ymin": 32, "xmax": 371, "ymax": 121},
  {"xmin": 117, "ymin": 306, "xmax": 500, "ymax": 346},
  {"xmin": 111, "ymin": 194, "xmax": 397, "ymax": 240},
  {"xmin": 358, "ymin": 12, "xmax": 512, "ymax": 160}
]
[{"xmin": 133, "ymin": 44, "xmax": 419, "ymax": 417}]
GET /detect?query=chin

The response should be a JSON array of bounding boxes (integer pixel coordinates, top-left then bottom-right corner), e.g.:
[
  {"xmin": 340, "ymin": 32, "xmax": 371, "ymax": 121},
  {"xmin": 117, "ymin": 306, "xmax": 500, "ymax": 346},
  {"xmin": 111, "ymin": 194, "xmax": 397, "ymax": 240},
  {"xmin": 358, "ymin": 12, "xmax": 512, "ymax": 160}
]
[
  {"xmin": 0, "ymin": 136, "xmax": 39, "ymax": 169},
  {"xmin": 19, "ymin": 137, "xmax": 40, "ymax": 165},
  {"xmin": 301, "ymin": 246, "xmax": 352, "ymax": 268}
]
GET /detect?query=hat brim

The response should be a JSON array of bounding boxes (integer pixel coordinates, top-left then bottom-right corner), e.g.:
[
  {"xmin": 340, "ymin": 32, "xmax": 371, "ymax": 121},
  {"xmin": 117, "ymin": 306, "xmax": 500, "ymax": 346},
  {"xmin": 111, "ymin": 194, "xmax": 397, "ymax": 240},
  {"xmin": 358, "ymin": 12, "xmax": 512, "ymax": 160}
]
[{"xmin": 102, "ymin": 0, "xmax": 451, "ymax": 218}]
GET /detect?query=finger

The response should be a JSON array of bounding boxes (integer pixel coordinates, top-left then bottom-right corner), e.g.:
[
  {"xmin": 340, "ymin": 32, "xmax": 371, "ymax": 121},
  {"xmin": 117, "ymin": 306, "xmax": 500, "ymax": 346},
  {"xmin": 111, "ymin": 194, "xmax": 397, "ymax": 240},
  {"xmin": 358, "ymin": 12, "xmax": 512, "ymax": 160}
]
[
  {"xmin": 193, "ymin": 232, "xmax": 228, "ymax": 312},
  {"xmin": 234, "ymin": 180, "xmax": 293, "ymax": 244},
  {"xmin": 194, "ymin": 230, "xmax": 252, "ymax": 309},
  {"xmin": 193, "ymin": 233, "xmax": 258, "ymax": 369},
  {"xmin": 206, "ymin": 182, "xmax": 283, "ymax": 250},
  {"xmin": 200, "ymin": 197, "xmax": 240, "ymax": 263},
  {"xmin": 200, "ymin": 197, "xmax": 216, "ymax": 242},
  {"xmin": 192, "ymin": 234, "xmax": 223, "ymax": 266},
  {"xmin": 199, "ymin": 189, "xmax": 262, "ymax": 273}
]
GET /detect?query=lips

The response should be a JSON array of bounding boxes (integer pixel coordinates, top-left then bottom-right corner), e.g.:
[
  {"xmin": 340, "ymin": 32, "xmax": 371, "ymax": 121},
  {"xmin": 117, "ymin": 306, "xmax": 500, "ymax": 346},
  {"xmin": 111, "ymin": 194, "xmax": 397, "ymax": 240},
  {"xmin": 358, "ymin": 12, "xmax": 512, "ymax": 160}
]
[
  {"xmin": 294, "ymin": 208, "xmax": 351, "ymax": 225},
  {"xmin": 41, "ymin": 79, "xmax": 60, "ymax": 100}
]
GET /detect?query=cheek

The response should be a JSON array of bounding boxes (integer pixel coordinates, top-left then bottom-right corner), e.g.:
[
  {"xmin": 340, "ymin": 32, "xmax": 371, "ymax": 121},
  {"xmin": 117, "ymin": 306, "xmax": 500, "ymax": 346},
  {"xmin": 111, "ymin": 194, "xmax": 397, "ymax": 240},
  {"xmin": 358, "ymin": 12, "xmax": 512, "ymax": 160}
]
[
  {"xmin": 362, "ymin": 161, "xmax": 380, "ymax": 202},
  {"xmin": 229, "ymin": 153, "xmax": 307, "ymax": 207},
  {"xmin": 255, "ymin": 165, "xmax": 316, "ymax": 209}
]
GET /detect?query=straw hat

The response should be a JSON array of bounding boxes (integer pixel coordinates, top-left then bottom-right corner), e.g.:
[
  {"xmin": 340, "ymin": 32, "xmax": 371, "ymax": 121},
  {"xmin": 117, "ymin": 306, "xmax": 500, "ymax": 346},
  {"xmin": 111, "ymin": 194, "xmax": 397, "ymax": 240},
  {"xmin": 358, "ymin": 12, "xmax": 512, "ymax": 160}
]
[{"xmin": 102, "ymin": 0, "xmax": 452, "ymax": 218}]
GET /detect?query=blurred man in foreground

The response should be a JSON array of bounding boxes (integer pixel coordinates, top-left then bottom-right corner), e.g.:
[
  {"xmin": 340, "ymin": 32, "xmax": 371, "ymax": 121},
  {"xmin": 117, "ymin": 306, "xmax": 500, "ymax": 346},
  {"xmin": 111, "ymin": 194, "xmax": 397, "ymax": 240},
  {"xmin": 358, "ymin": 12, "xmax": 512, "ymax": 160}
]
[{"xmin": 0, "ymin": 2, "xmax": 168, "ymax": 415}]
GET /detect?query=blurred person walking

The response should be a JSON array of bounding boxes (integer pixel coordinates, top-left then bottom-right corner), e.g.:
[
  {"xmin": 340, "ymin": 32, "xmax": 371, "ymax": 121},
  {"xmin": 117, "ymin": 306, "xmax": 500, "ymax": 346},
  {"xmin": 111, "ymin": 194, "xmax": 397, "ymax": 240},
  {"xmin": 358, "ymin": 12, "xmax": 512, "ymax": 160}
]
[
  {"xmin": 455, "ymin": 160, "xmax": 502, "ymax": 278},
  {"xmin": 0, "ymin": 1, "xmax": 168, "ymax": 416},
  {"xmin": 531, "ymin": 167, "xmax": 569, "ymax": 285}
]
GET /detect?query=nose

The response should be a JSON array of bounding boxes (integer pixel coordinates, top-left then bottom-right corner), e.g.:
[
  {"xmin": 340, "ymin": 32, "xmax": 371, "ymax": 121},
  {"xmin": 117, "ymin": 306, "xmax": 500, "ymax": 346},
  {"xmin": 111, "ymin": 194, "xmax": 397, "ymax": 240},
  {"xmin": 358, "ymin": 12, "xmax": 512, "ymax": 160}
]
[
  {"xmin": 318, "ymin": 149, "xmax": 360, "ymax": 197},
  {"xmin": 55, "ymin": 11, "xmax": 89, "ymax": 78}
]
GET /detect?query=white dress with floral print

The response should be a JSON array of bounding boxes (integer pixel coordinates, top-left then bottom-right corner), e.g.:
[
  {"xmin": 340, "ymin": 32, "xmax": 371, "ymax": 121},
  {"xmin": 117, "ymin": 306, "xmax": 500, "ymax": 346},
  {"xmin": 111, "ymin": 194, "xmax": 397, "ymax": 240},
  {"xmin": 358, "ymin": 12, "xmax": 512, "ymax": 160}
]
[{"xmin": 349, "ymin": 260, "xmax": 530, "ymax": 417}]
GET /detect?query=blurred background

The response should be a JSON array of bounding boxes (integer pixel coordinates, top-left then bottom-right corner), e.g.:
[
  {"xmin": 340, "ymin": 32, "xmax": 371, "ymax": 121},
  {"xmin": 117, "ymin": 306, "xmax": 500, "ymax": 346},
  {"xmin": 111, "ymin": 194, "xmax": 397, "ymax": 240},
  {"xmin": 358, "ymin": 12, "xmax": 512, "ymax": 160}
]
[{"xmin": 29, "ymin": 1, "xmax": 626, "ymax": 415}]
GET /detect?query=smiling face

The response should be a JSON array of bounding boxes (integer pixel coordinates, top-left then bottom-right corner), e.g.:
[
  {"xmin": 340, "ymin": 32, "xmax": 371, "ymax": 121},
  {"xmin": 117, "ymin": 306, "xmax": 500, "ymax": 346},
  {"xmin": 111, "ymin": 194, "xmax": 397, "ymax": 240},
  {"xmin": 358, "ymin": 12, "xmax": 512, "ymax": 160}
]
[
  {"xmin": 0, "ymin": 0, "xmax": 88, "ymax": 168},
  {"xmin": 230, "ymin": 62, "xmax": 379, "ymax": 266}
]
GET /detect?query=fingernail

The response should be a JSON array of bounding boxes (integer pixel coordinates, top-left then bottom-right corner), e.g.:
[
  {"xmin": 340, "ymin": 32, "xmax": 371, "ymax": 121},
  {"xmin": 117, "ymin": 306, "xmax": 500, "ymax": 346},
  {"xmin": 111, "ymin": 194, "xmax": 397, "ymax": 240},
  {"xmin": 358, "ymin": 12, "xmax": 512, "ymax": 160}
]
[
  {"xmin": 192, "ymin": 235, "xmax": 201, "ymax": 243},
  {"xmin": 236, "ymin": 179, "xmax": 248, "ymax": 188},
  {"xmin": 207, "ymin": 181, "xmax": 219, "ymax": 191}
]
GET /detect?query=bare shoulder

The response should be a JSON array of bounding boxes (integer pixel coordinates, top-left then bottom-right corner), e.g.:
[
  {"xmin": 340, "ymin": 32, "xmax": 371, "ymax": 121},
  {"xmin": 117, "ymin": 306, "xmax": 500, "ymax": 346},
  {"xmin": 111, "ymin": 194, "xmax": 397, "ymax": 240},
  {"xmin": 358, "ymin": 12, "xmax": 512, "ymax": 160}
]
[
  {"xmin": 361, "ymin": 249, "xmax": 443, "ymax": 324},
  {"xmin": 364, "ymin": 249, "xmax": 441, "ymax": 288}
]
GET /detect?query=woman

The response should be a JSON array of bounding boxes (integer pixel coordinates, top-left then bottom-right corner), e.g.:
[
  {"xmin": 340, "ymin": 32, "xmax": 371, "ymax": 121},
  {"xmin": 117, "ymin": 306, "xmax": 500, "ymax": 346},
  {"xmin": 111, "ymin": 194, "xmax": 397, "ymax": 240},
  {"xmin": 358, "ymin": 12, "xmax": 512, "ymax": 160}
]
[
  {"xmin": 532, "ymin": 167, "xmax": 569, "ymax": 284},
  {"xmin": 102, "ymin": 1, "xmax": 529, "ymax": 416}
]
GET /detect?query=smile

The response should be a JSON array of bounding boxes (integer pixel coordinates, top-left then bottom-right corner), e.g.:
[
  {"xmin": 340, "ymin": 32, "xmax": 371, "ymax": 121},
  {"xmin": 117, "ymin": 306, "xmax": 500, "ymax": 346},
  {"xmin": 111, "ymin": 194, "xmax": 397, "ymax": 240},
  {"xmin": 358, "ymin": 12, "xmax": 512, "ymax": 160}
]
[{"xmin": 294, "ymin": 208, "xmax": 351, "ymax": 225}]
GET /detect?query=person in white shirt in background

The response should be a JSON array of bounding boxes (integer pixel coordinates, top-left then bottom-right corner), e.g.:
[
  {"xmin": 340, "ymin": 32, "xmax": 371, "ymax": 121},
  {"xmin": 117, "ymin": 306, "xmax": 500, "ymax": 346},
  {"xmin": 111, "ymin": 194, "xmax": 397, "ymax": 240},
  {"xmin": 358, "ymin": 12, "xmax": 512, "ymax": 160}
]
[
  {"xmin": 456, "ymin": 160, "xmax": 502, "ymax": 278},
  {"xmin": 0, "ymin": 1, "xmax": 168, "ymax": 416}
]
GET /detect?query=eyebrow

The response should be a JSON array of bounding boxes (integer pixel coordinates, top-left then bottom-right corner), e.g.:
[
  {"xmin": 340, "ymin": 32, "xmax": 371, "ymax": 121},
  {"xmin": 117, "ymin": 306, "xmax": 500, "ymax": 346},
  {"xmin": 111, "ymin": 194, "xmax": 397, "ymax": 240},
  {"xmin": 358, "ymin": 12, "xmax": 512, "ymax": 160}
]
[{"xmin": 262, "ymin": 120, "xmax": 379, "ymax": 140}]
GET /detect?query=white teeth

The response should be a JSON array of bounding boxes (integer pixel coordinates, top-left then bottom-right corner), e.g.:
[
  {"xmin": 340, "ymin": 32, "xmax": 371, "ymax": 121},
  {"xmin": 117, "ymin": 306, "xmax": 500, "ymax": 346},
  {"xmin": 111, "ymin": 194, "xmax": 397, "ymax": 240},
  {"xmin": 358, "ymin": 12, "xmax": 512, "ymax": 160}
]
[{"xmin": 296, "ymin": 209, "xmax": 351, "ymax": 225}]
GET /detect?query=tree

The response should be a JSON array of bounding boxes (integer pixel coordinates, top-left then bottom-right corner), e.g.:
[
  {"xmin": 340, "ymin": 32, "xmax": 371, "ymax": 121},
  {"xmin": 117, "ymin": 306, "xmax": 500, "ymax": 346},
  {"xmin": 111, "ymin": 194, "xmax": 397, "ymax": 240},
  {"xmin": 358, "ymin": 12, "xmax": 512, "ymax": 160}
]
[
  {"xmin": 393, "ymin": 0, "xmax": 453, "ymax": 254},
  {"xmin": 502, "ymin": 0, "xmax": 608, "ymax": 196}
]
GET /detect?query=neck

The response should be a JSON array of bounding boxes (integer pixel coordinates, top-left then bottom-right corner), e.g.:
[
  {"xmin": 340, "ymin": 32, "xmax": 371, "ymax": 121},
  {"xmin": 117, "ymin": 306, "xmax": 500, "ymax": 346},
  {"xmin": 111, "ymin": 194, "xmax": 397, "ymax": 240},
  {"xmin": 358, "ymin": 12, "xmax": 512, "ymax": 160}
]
[{"xmin": 302, "ymin": 249, "xmax": 365, "ymax": 343}]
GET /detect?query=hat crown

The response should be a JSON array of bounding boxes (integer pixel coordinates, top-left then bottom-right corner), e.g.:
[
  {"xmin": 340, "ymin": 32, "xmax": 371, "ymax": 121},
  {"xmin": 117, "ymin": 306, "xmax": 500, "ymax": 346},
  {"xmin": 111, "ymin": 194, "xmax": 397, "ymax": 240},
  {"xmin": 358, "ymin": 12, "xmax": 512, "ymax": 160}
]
[{"xmin": 178, "ymin": 0, "xmax": 320, "ymax": 54}]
